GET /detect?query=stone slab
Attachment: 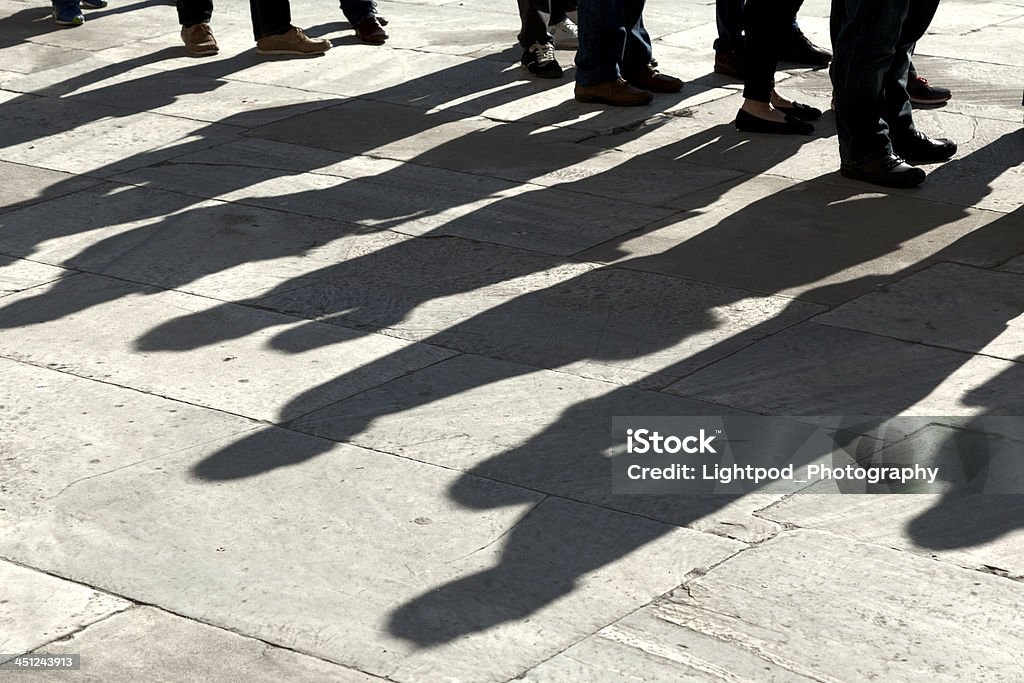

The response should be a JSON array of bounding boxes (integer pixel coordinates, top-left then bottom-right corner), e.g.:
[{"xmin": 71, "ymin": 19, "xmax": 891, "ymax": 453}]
[
  {"xmin": 0, "ymin": 273, "xmax": 455, "ymax": 422},
  {"xmin": 35, "ymin": 607, "xmax": 384, "ymax": 682},
  {"xmin": 292, "ymin": 354, "xmax": 784, "ymax": 542},
  {"xmin": 761, "ymin": 492, "xmax": 1024, "ymax": 579},
  {"xmin": 0, "ymin": 255, "xmax": 65, "ymax": 296},
  {"xmin": 2, "ymin": 55, "xmax": 342, "ymax": 128},
  {"xmin": 579, "ymin": 174, "xmax": 1024, "ymax": 305},
  {"xmin": 816, "ymin": 262, "xmax": 1024, "ymax": 360},
  {"xmin": 0, "ymin": 97, "xmax": 240, "ymax": 177},
  {"xmin": 119, "ymin": 134, "xmax": 744, "ymax": 214},
  {"xmin": 667, "ymin": 323, "xmax": 1024, "ymax": 416},
  {"xmin": 0, "ymin": 160, "xmax": 101, "ymax": 214},
  {"xmin": 0, "ymin": 559, "xmax": 130, "ymax": 661},
  {"xmin": 0, "ymin": 356, "xmax": 262, "ymax": 518},
  {"xmin": 523, "ymin": 529, "xmax": 1024, "ymax": 682},
  {"xmin": 0, "ymin": 420, "xmax": 741, "ymax": 682}
]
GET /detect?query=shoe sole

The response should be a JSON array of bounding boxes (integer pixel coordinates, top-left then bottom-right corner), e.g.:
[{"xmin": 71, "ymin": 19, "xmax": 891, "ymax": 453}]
[
  {"xmin": 185, "ymin": 47, "xmax": 219, "ymax": 56},
  {"xmin": 574, "ymin": 93, "xmax": 652, "ymax": 106},
  {"xmin": 521, "ymin": 63, "xmax": 562, "ymax": 79},
  {"xmin": 256, "ymin": 48, "xmax": 330, "ymax": 55},
  {"xmin": 909, "ymin": 97, "xmax": 952, "ymax": 106},
  {"xmin": 840, "ymin": 168, "xmax": 926, "ymax": 188}
]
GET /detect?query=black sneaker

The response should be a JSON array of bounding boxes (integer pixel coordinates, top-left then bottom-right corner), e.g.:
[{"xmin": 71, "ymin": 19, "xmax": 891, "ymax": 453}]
[
  {"xmin": 522, "ymin": 42, "xmax": 562, "ymax": 79},
  {"xmin": 906, "ymin": 74, "xmax": 952, "ymax": 105}
]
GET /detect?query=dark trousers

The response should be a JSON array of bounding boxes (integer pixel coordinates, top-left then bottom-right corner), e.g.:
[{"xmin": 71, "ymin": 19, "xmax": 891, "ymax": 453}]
[
  {"xmin": 517, "ymin": 0, "xmax": 569, "ymax": 48},
  {"xmin": 742, "ymin": 0, "xmax": 803, "ymax": 102},
  {"xmin": 830, "ymin": 0, "xmax": 940, "ymax": 163},
  {"xmin": 177, "ymin": 0, "xmax": 291, "ymax": 41},
  {"xmin": 574, "ymin": 0, "xmax": 651, "ymax": 86},
  {"xmin": 714, "ymin": 0, "xmax": 802, "ymax": 53}
]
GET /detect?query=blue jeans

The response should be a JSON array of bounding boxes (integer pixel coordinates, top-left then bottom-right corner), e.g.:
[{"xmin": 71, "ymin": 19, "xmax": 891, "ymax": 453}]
[
  {"xmin": 574, "ymin": 0, "xmax": 652, "ymax": 86},
  {"xmin": 830, "ymin": 0, "xmax": 940, "ymax": 163},
  {"xmin": 340, "ymin": 0, "xmax": 376, "ymax": 25},
  {"xmin": 714, "ymin": 0, "xmax": 801, "ymax": 53}
]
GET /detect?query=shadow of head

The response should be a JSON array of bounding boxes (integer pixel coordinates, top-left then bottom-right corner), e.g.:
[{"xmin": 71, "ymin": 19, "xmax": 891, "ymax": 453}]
[{"xmin": 191, "ymin": 428, "xmax": 334, "ymax": 481}]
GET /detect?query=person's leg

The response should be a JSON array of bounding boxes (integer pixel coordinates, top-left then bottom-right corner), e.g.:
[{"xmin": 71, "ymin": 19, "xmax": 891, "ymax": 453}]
[
  {"xmin": 178, "ymin": 0, "xmax": 217, "ymax": 54},
  {"xmin": 177, "ymin": 0, "xmax": 212, "ymax": 27},
  {"xmin": 339, "ymin": 0, "xmax": 375, "ymax": 25},
  {"xmin": 738, "ymin": 0, "xmax": 814, "ymax": 132},
  {"xmin": 714, "ymin": 0, "xmax": 744, "ymax": 53},
  {"xmin": 519, "ymin": 0, "xmax": 562, "ymax": 77},
  {"xmin": 621, "ymin": 14, "xmax": 683, "ymax": 92},
  {"xmin": 574, "ymin": 0, "xmax": 651, "ymax": 104},
  {"xmin": 831, "ymin": 0, "xmax": 910, "ymax": 163},
  {"xmin": 250, "ymin": 0, "xmax": 291, "ymax": 41}
]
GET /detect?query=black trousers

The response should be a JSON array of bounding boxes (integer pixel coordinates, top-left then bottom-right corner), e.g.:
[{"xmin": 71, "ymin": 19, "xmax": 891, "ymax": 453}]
[
  {"xmin": 177, "ymin": 0, "xmax": 292, "ymax": 41},
  {"xmin": 741, "ymin": 0, "xmax": 803, "ymax": 102}
]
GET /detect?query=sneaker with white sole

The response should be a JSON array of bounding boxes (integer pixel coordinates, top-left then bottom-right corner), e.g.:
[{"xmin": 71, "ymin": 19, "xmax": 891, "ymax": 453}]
[
  {"xmin": 551, "ymin": 17, "xmax": 578, "ymax": 49},
  {"xmin": 181, "ymin": 23, "xmax": 219, "ymax": 56},
  {"xmin": 52, "ymin": 0, "xmax": 84, "ymax": 26},
  {"xmin": 256, "ymin": 26, "xmax": 331, "ymax": 55},
  {"xmin": 522, "ymin": 41, "xmax": 562, "ymax": 78}
]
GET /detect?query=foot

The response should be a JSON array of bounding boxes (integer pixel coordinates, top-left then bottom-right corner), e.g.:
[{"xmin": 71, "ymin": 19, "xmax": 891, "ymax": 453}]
[
  {"xmin": 550, "ymin": 17, "xmax": 578, "ymax": 50},
  {"xmin": 80, "ymin": 0, "xmax": 106, "ymax": 8},
  {"xmin": 522, "ymin": 42, "xmax": 562, "ymax": 79},
  {"xmin": 735, "ymin": 108, "xmax": 814, "ymax": 135},
  {"xmin": 779, "ymin": 30, "xmax": 831, "ymax": 66},
  {"xmin": 714, "ymin": 49, "xmax": 744, "ymax": 79},
  {"xmin": 840, "ymin": 154, "xmax": 926, "ymax": 188},
  {"xmin": 574, "ymin": 78, "xmax": 652, "ymax": 106},
  {"xmin": 354, "ymin": 14, "xmax": 388, "ymax": 44},
  {"xmin": 181, "ymin": 23, "xmax": 219, "ymax": 56},
  {"xmin": 624, "ymin": 63, "xmax": 683, "ymax": 93},
  {"xmin": 892, "ymin": 130, "xmax": 957, "ymax": 163},
  {"xmin": 256, "ymin": 27, "xmax": 331, "ymax": 55},
  {"xmin": 906, "ymin": 74, "xmax": 952, "ymax": 105},
  {"xmin": 51, "ymin": 0, "xmax": 84, "ymax": 26}
]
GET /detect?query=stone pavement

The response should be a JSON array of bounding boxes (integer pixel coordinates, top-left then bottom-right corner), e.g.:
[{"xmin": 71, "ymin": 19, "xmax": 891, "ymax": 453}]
[{"xmin": 1, "ymin": 0, "xmax": 1023, "ymax": 679}]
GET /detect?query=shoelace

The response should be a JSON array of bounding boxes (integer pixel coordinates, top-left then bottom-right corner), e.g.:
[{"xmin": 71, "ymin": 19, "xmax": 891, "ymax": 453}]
[{"xmin": 532, "ymin": 42, "xmax": 555, "ymax": 63}]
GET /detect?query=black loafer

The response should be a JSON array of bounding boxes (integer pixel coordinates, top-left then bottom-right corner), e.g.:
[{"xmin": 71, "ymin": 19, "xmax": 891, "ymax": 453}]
[
  {"xmin": 776, "ymin": 101, "xmax": 822, "ymax": 121},
  {"xmin": 892, "ymin": 131, "xmax": 957, "ymax": 163},
  {"xmin": 840, "ymin": 154, "xmax": 926, "ymax": 188},
  {"xmin": 735, "ymin": 108, "xmax": 814, "ymax": 135}
]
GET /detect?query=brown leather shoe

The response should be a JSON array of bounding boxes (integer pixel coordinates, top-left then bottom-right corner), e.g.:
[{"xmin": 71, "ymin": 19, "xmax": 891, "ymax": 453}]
[
  {"xmin": 624, "ymin": 64, "xmax": 683, "ymax": 93},
  {"xmin": 355, "ymin": 15, "xmax": 388, "ymax": 44},
  {"xmin": 574, "ymin": 78, "xmax": 652, "ymax": 106}
]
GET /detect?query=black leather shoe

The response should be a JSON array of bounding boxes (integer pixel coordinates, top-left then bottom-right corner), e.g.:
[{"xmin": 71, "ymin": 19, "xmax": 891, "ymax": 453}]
[
  {"xmin": 735, "ymin": 108, "xmax": 814, "ymax": 135},
  {"xmin": 892, "ymin": 131, "xmax": 957, "ymax": 162},
  {"xmin": 776, "ymin": 101, "xmax": 822, "ymax": 121},
  {"xmin": 779, "ymin": 31, "xmax": 831, "ymax": 66},
  {"xmin": 840, "ymin": 154, "xmax": 927, "ymax": 188},
  {"xmin": 355, "ymin": 15, "xmax": 388, "ymax": 44}
]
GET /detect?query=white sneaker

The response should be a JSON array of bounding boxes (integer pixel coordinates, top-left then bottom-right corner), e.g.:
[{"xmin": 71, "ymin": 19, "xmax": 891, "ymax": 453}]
[{"xmin": 551, "ymin": 18, "xmax": 578, "ymax": 50}]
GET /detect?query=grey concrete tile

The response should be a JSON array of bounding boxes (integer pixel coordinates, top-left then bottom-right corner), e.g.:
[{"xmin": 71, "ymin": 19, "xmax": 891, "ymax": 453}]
[
  {"xmin": 0, "ymin": 182, "xmax": 391, "ymax": 300},
  {"xmin": 0, "ymin": 559, "xmax": 130, "ymax": 660},
  {"xmin": 26, "ymin": 2, "xmax": 182, "ymax": 52},
  {"xmin": 0, "ymin": 256, "xmax": 65, "ymax": 296},
  {"xmin": 0, "ymin": 356, "xmax": 260, "ymax": 518},
  {"xmin": 292, "ymin": 354, "xmax": 785, "ymax": 541},
  {"xmin": 816, "ymin": 262, "xmax": 1024, "ymax": 360},
  {"xmin": 261, "ymin": 248, "xmax": 821, "ymax": 387},
  {"xmin": 907, "ymin": 55, "xmax": 1024, "ymax": 124},
  {"xmin": 35, "ymin": 607, "xmax": 384, "ymax": 681},
  {"xmin": 0, "ymin": 97, "xmax": 241, "ymax": 176},
  {"xmin": 0, "ymin": 421, "xmax": 741, "ymax": 682},
  {"xmin": 110, "ymin": 140, "xmax": 678, "ymax": 255},
  {"xmin": 525, "ymin": 530, "xmax": 1024, "ymax": 682},
  {"xmin": 0, "ymin": 42, "xmax": 94, "ymax": 75},
  {"xmin": 762, "ymin": 490, "xmax": 1024, "ymax": 579},
  {"xmin": 920, "ymin": 24, "xmax": 1024, "ymax": 67},
  {"xmin": 0, "ymin": 160, "xmax": 101, "ymax": 214},
  {"xmin": 0, "ymin": 273, "xmax": 455, "ymax": 422},
  {"xmin": 999, "ymin": 255, "xmax": 1024, "ymax": 274},
  {"xmin": 667, "ymin": 322, "xmax": 1024, "ymax": 416},
  {"xmin": 3, "ymin": 54, "xmax": 342, "ymax": 128},
  {"xmin": 579, "ymin": 174, "xmax": 1024, "ymax": 305}
]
